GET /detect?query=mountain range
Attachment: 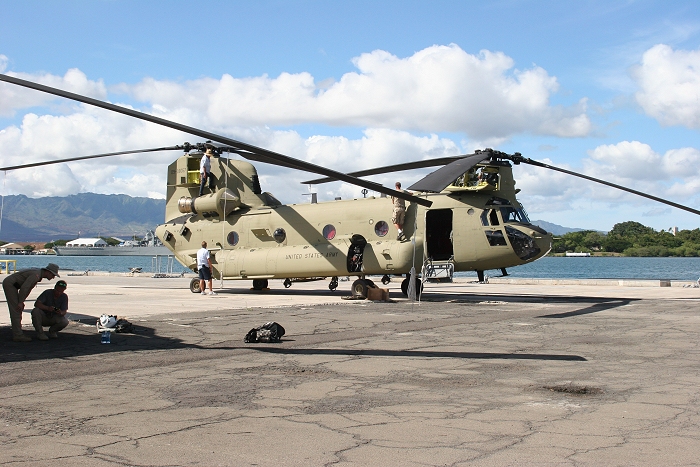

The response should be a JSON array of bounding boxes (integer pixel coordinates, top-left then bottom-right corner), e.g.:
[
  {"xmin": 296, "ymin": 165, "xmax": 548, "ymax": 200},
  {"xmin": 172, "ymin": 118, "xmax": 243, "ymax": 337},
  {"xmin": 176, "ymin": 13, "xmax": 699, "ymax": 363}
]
[
  {"xmin": 0, "ymin": 193, "xmax": 587, "ymax": 242},
  {"xmin": 530, "ymin": 220, "xmax": 586, "ymax": 236},
  {"xmin": 0, "ymin": 193, "xmax": 165, "ymax": 242}
]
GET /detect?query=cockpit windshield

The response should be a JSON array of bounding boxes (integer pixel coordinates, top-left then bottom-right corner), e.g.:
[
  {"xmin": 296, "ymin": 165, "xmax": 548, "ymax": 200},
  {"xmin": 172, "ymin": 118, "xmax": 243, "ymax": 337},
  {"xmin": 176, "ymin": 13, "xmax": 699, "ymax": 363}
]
[{"xmin": 499, "ymin": 206, "xmax": 530, "ymax": 224}]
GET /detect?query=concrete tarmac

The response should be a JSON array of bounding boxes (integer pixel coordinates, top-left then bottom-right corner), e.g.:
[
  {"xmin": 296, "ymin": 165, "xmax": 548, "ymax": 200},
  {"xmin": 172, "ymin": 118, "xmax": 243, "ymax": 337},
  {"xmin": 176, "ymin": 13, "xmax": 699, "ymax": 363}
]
[{"xmin": 1, "ymin": 275, "xmax": 699, "ymax": 466}]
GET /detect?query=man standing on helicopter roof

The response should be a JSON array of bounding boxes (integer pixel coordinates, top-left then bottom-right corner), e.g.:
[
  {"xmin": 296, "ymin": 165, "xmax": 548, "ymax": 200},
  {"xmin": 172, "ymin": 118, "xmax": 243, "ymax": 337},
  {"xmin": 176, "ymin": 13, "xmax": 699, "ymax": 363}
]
[
  {"xmin": 199, "ymin": 148, "xmax": 216, "ymax": 196},
  {"xmin": 391, "ymin": 182, "xmax": 407, "ymax": 240}
]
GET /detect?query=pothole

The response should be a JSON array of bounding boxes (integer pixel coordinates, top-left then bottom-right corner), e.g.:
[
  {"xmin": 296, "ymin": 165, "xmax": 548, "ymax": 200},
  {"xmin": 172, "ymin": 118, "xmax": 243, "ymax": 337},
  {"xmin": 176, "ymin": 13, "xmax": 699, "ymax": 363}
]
[{"xmin": 542, "ymin": 384, "xmax": 603, "ymax": 395}]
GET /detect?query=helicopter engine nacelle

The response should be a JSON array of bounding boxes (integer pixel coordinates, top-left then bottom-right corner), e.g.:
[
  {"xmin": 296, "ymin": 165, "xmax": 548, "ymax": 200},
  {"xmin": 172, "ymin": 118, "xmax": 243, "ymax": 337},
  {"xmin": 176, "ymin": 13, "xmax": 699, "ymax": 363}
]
[{"xmin": 178, "ymin": 187, "xmax": 241, "ymax": 218}]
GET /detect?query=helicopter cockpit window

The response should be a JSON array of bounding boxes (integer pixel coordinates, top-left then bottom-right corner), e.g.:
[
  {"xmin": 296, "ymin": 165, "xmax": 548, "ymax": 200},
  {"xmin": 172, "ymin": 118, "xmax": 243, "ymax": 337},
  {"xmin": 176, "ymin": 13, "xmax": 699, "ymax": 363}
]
[
  {"xmin": 485, "ymin": 197, "xmax": 511, "ymax": 206},
  {"xmin": 485, "ymin": 230, "xmax": 508, "ymax": 246},
  {"xmin": 480, "ymin": 209, "xmax": 500, "ymax": 226},
  {"xmin": 323, "ymin": 224, "xmax": 336, "ymax": 240},
  {"xmin": 227, "ymin": 231, "xmax": 239, "ymax": 246},
  {"xmin": 273, "ymin": 228, "xmax": 286, "ymax": 243},
  {"xmin": 374, "ymin": 221, "xmax": 389, "ymax": 237},
  {"xmin": 499, "ymin": 206, "xmax": 530, "ymax": 223}
]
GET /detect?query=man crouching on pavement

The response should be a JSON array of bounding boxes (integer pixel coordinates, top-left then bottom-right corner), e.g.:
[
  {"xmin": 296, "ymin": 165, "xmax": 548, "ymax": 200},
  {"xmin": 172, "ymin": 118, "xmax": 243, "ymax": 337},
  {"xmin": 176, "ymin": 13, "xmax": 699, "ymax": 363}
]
[{"xmin": 31, "ymin": 280, "xmax": 69, "ymax": 340}]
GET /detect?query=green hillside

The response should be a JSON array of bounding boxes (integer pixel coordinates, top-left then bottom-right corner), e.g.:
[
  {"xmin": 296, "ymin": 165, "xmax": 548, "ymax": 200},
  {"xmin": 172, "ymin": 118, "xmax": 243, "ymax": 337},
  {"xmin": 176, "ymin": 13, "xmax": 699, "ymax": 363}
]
[
  {"xmin": 552, "ymin": 221, "xmax": 700, "ymax": 257},
  {"xmin": 0, "ymin": 193, "xmax": 165, "ymax": 242}
]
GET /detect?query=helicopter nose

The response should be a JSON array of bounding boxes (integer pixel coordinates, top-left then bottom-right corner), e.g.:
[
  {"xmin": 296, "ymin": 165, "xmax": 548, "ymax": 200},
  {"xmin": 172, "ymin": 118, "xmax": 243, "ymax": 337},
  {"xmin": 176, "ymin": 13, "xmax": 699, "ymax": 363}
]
[
  {"xmin": 505, "ymin": 224, "xmax": 552, "ymax": 261},
  {"xmin": 532, "ymin": 231, "xmax": 553, "ymax": 258}
]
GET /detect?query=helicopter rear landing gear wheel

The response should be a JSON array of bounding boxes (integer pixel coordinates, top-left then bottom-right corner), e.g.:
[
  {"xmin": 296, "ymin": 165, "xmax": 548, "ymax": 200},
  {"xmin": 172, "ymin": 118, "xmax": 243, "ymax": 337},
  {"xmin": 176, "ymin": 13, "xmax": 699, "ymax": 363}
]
[
  {"xmin": 190, "ymin": 278, "xmax": 201, "ymax": 293},
  {"xmin": 400, "ymin": 277, "xmax": 423, "ymax": 298},
  {"xmin": 283, "ymin": 278, "xmax": 292, "ymax": 288},
  {"xmin": 252, "ymin": 279, "xmax": 268, "ymax": 290},
  {"xmin": 351, "ymin": 279, "xmax": 369, "ymax": 298},
  {"xmin": 329, "ymin": 276, "xmax": 338, "ymax": 291}
]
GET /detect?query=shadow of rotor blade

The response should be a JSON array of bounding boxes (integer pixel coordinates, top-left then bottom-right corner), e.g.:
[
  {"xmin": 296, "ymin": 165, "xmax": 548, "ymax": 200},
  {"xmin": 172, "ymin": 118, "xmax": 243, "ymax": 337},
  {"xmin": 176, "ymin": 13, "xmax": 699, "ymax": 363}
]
[
  {"xmin": 246, "ymin": 347, "xmax": 587, "ymax": 361},
  {"xmin": 536, "ymin": 299, "xmax": 632, "ymax": 318},
  {"xmin": 408, "ymin": 153, "xmax": 489, "ymax": 192},
  {"xmin": 0, "ymin": 73, "xmax": 432, "ymax": 207}
]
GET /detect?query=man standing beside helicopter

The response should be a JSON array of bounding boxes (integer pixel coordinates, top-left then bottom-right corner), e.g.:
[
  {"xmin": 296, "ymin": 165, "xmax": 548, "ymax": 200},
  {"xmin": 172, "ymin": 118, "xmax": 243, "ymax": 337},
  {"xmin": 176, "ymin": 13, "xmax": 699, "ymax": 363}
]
[
  {"xmin": 199, "ymin": 148, "xmax": 216, "ymax": 196},
  {"xmin": 197, "ymin": 241, "xmax": 216, "ymax": 295},
  {"xmin": 391, "ymin": 182, "xmax": 408, "ymax": 240}
]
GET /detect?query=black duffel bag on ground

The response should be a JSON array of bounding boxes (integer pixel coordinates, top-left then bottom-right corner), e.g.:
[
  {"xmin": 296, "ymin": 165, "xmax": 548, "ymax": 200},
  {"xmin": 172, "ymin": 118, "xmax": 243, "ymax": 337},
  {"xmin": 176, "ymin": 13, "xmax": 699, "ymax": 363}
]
[{"xmin": 244, "ymin": 322, "xmax": 285, "ymax": 343}]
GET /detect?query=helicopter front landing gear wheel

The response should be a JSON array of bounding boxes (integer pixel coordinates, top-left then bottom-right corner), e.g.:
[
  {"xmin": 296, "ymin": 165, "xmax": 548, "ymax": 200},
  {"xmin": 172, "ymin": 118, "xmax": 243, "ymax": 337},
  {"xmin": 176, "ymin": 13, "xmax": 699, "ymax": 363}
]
[
  {"xmin": 190, "ymin": 278, "xmax": 201, "ymax": 293},
  {"xmin": 329, "ymin": 276, "xmax": 338, "ymax": 291},
  {"xmin": 283, "ymin": 278, "xmax": 292, "ymax": 288},
  {"xmin": 400, "ymin": 277, "xmax": 423, "ymax": 298},
  {"xmin": 351, "ymin": 279, "xmax": 369, "ymax": 298},
  {"xmin": 252, "ymin": 279, "xmax": 268, "ymax": 290}
]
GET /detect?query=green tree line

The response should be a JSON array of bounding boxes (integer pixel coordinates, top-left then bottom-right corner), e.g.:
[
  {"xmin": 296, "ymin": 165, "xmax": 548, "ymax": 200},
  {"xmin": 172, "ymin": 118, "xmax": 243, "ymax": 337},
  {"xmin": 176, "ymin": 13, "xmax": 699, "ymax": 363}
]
[{"xmin": 552, "ymin": 221, "xmax": 700, "ymax": 257}]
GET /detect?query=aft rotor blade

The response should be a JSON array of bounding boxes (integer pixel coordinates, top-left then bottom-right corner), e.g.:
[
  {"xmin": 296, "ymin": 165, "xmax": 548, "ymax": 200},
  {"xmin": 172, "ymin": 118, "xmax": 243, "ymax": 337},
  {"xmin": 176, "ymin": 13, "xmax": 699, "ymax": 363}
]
[
  {"xmin": 514, "ymin": 155, "xmax": 700, "ymax": 217},
  {"xmin": 301, "ymin": 156, "xmax": 465, "ymax": 185},
  {"xmin": 408, "ymin": 153, "xmax": 489, "ymax": 192},
  {"xmin": 0, "ymin": 146, "xmax": 181, "ymax": 172},
  {"xmin": 0, "ymin": 73, "xmax": 431, "ymax": 207}
]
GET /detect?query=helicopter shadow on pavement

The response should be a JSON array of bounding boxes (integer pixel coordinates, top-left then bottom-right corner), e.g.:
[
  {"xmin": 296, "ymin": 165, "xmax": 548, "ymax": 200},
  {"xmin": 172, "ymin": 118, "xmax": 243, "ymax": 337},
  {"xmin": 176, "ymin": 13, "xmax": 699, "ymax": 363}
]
[
  {"xmin": 210, "ymin": 285, "xmax": 634, "ymax": 318},
  {"xmin": 210, "ymin": 284, "xmax": 353, "ymax": 297},
  {"xmin": 0, "ymin": 320, "xmax": 204, "ymax": 364},
  {"xmin": 422, "ymin": 289, "xmax": 637, "ymax": 319}
]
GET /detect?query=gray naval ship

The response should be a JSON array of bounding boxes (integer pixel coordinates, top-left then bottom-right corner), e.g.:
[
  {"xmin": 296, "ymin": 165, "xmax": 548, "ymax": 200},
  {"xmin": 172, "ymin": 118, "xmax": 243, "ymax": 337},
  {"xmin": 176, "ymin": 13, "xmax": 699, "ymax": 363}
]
[{"xmin": 54, "ymin": 230, "xmax": 170, "ymax": 256}]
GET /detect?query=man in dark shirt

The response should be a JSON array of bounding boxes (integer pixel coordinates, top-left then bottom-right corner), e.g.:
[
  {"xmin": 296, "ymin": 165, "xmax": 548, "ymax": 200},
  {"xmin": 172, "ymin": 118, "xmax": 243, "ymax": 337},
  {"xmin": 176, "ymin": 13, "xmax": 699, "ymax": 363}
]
[{"xmin": 31, "ymin": 280, "xmax": 69, "ymax": 340}]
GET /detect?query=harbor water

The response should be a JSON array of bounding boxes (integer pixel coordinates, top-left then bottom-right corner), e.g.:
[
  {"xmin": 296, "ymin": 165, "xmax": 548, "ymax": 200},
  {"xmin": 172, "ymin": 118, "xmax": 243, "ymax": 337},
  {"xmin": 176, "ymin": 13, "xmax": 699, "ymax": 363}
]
[
  {"xmin": 454, "ymin": 256, "xmax": 700, "ymax": 281},
  {"xmin": 2, "ymin": 255, "xmax": 700, "ymax": 281},
  {"xmin": 0, "ymin": 254, "xmax": 190, "ymax": 275}
]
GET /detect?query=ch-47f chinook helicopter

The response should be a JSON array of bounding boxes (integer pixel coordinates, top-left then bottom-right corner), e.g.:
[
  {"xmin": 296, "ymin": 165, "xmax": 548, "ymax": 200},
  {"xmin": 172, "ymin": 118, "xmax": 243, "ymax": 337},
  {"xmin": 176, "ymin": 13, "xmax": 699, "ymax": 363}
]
[{"xmin": 3, "ymin": 73, "xmax": 700, "ymax": 298}]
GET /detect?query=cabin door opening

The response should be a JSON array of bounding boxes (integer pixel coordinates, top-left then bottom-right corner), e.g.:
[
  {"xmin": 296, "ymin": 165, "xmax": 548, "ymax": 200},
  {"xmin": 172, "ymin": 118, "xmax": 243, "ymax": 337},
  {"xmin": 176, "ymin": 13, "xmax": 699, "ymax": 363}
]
[
  {"xmin": 426, "ymin": 209, "xmax": 453, "ymax": 261},
  {"xmin": 347, "ymin": 234, "xmax": 367, "ymax": 273}
]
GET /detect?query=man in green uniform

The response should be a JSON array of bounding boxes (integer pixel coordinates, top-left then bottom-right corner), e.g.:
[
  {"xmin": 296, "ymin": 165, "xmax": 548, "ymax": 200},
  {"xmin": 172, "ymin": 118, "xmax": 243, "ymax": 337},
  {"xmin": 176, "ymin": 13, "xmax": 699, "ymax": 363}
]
[
  {"xmin": 2, "ymin": 263, "xmax": 60, "ymax": 341},
  {"xmin": 391, "ymin": 182, "xmax": 407, "ymax": 240},
  {"xmin": 31, "ymin": 279, "xmax": 69, "ymax": 340}
]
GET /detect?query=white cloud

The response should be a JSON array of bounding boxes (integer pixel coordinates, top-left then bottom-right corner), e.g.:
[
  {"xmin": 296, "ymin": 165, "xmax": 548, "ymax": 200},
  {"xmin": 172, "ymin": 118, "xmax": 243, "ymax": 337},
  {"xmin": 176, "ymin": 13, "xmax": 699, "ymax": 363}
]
[
  {"xmin": 587, "ymin": 141, "xmax": 661, "ymax": 180},
  {"xmin": 587, "ymin": 141, "xmax": 700, "ymax": 182},
  {"xmin": 118, "ymin": 45, "xmax": 589, "ymax": 140},
  {"xmin": 0, "ymin": 103, "xmax": 470, "ymax": 202},
  {"xmin": 0, "ymin": 68, "xmax": 107, "ymax": 117},
  {"xmin": 516, "ymin": 141, "xmax": 700, "ymax": 218},
  {"xmin": 633, "ymin": 44, "xmax": 700, "ymax": 128},
  {"xmin": 2, "ymin": 165, "xmax": 81, "ymax": 197}
]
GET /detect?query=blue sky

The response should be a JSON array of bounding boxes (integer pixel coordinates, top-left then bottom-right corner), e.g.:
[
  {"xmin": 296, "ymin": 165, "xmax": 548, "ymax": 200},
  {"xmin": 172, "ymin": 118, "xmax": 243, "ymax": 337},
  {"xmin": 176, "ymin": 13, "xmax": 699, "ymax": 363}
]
[{"xmin": 1, "ymin": 0, "xmax": 700, "ymax": 232}]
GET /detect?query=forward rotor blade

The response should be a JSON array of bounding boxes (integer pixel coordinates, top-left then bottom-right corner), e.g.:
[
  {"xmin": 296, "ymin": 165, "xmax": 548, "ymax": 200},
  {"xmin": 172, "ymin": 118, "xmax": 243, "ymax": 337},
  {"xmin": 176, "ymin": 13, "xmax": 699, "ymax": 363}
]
[
  {"xmin": 408, "ymin": 153, "xmax": 489, "ymax": 192},
  {"xmin": 0, "ymin": 146, "xmax": 182, "ymax": 172},
  {"xmin": 228, "ymin": 149, "xmax": 312, "ymax": 171},
  {"xmin": 301, "ymin": 156, "xmax": 465, "ymax": 185},
  {"xmin": 0, "ymin": 73, "xmax": 431, "ymax": 207},
  {"xmin": 512, "ymin": 155, "xmax": 700, "ymax": 217}
]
